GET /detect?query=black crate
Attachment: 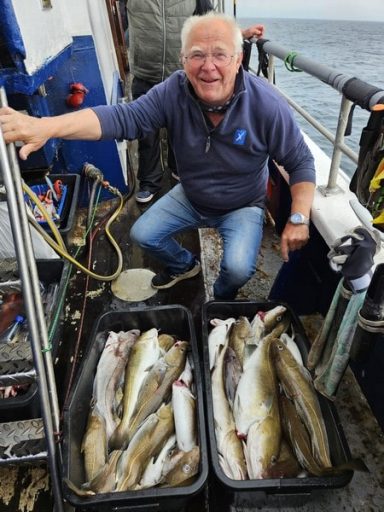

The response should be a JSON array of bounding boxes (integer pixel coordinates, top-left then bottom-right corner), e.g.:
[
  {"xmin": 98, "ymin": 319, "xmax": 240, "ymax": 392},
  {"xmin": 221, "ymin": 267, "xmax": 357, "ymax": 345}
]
[
  {"xmin": 62, "ymin": 305, "xmax": 208, "ymax": 511},
  {"xmin": 25, "ymin": 173, "xmax": 80, "ymax": 242},
  {"xmin": 202, "ymin": 300, "xmax": 353, "ymax": 510},
  {"xmin": 0, "ymin": 258, "xmax": 70, "ymax": 422}
]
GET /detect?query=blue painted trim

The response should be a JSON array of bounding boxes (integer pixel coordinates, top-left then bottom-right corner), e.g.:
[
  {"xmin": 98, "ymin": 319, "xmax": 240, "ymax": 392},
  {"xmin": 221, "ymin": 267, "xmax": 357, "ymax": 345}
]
[
  {"xmin": 0, "ymin": 45, "xmax": 73, "ymax": 95},
  {"xmin": 111, "ymin": 70, "xmax": 124, "ymax": 105},
  {"xmin": 0, "ymin": 0, "xmax": 26, "ymax": 61}
]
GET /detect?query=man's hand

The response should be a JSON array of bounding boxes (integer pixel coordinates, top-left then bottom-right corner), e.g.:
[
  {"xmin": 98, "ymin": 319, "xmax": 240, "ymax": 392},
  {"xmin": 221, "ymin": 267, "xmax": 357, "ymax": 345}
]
[
  {"xmin": 0, "ymin": 106, "xmax": 47, "ymax": 160},
  {"xmin": 0, "ymin": 106, "xmax": 102, "ymax": 160},
  {"xmin": 241, "ymin": 24, "xmax": 265, "ymax": 40},
  {"xmin": 280, "ymin": 223, "xmax": 310, "ymax": 262}
]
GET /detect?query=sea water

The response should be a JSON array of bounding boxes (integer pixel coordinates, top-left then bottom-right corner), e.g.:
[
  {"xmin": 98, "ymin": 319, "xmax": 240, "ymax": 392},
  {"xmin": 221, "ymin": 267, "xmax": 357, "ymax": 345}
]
[{"xmin": 239, "ymin": 18, "xmax": 384, "ymax": 177}]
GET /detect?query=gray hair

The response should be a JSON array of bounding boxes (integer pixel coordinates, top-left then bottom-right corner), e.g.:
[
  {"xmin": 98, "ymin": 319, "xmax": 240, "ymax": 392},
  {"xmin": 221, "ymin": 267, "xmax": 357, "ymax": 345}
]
[{"xmin": 181, "ymin": 12, "xmax": 243, "ymax": 54}]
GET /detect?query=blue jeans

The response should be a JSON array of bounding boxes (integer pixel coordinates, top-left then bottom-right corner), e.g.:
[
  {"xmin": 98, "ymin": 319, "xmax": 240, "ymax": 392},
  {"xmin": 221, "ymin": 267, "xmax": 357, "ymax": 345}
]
[{"xmin": 130, "ymin": 184, "xmax": 264, "ymax": 299}]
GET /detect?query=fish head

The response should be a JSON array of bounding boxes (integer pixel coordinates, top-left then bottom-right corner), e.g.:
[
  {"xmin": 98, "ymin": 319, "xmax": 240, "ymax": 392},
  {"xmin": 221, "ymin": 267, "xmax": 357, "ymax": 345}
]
[
  {"xmin": 272, "ymin": 338, "xmax": 297, "ymax": 369},
  {"xmin": 232, "ymin": 316, "xmax": 252, "ymax": 339},
  {"xmin": 165, "ymin": 340, "xmax": 189, "ymax": 366},
  {"xmin": 262, "ymin": 305, "xmax": 288, "ymax": 332},
  {"xmin": 162, "ymin": 446, "xmax": 200, "ymax": 487},
  {"xmin": 158, "ymin": 333, "xmax": 177, "ymax": 353}
]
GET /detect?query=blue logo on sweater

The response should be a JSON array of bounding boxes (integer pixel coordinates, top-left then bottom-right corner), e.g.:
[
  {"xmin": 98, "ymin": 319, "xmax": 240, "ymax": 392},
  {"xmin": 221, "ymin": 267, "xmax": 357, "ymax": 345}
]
[{"xmin": 233, "ymin": 129, "xmax": 247, "ymax": 145}]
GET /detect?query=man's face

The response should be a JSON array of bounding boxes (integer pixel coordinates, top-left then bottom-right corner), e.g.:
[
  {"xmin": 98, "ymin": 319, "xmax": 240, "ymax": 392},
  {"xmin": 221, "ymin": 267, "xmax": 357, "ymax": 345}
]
[{"xmin": 182, "ymin": 19, "xmax": 242, "ymax": 106}]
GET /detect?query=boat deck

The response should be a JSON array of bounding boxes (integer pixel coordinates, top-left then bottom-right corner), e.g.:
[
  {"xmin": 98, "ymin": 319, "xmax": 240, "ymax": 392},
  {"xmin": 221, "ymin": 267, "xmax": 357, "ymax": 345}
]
[
  {"xmin": 58, "ymin": 161, "xmax": 384, "ymax": 511},
  {"xmin": 0, "ymin": 156, "xmax": 383, "ymax": 511}
]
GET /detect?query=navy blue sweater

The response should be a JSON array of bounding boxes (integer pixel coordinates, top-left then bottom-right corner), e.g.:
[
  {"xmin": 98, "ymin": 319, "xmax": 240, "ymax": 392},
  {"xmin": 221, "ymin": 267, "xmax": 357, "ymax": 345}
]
[{"xmin": 93, "ymin": 68, "xmax": 315, "ymax": 215}]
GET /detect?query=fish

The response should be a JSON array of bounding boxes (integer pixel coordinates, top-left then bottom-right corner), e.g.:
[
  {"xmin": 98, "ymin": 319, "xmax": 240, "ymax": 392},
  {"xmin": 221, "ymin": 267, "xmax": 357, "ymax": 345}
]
[
  {"xmin": 272, "ymin": 340, "xmax": 332, "ymax": 468},
  {"xmin": 64, "ymin": 450, "xmax": 122, "ymax": 497},
  {"xmin": 261, "ymin": 305, "xmax": 287, "ymax": 333},
  {"xmin": 279, "ymin": 393, "xmax": 329, "ymax": 476},
  {"xmin": 250, "ymin": 311, "xmax": 265, "ymax": 344},
  {"xmin": 208, "ymin": 317, "xmax": 236, "ymax": 370},
  {"xmin": 280, "ymin": 332, "xmax": 304, "ymax": 366},
  {"xmin": 244, "ymin": 412, "xmax": 281, "ymax": 479},
  {"xmin": 158, "ymin": 333, "xmax": 176, "ymax": 353},
  {"xmin": 115, "ymin": 411, "xmax": 160, "ymax": 492},
  {"xmin": 211, "ymin": 343, "xmax": 247, "ymax": 480},
  {"xmin": 116, "ymin": 403, "xmax": 175, "ymax": 491},
  {"xmin": 172, "ymin": 379, "xmax": 197, "ymax": 452},
  {"xmin": 264, "ymin": 438, "xmax": 301, "ymax": 479},
  {"xmin": 263, "ymin": 312, "xmax": 291, "ymax": 341},
  {"xmin": 92, "ymin": 329, "xmax": 139, "ymax": 441},
  {"xmin": 224, "ymin": 346, "xmax": 242, "ymax": 408},
  {"xmin": 228, "ymin": 316, "xmax": 252, "ymax": 369},
  {"xmin": 279, "ymin": 394, "xmax": 369, "ymax": 477},
  {"xmin": 178, "ymin": 356, "xmax": 193, "ymax": 388},
  {"xmin": 86, "ymin": 449, "xmax": 122, "ymax": 494},
  {"xmin": 110, "ymin": 327, "xmax": 160, "ymax": 450},
  {"xmin": 137, "ymin": 434, "xmax": 176, "ymax": 489},
  {"xmin": 160, "ymin": 446, "xmax": 200, "ymax": 487},
  {"xmin": 233, "ymin": 337, "xmax": 278, "ymax": 439},
  {"xmin": 81, "ymin": 408, "xmax": 108, "ymax": 482},
  {"xmin": 127, "ymin": 341, "xmax": 188, "ymax": 440}
]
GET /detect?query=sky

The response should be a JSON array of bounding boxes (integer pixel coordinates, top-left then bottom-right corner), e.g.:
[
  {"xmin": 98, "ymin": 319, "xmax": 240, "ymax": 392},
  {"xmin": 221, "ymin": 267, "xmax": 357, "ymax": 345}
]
[{"xmin": 225, "ymin": 0, "xmax": 384, "ymax": 22}]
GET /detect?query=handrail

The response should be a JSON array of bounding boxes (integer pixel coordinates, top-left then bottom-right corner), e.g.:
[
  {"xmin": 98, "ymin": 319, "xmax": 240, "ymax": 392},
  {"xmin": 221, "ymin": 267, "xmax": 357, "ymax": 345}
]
[
  {"xmin": 249, "ymin": 39, "xmax": 384, "ymax": 241},
  {"xmin": 0, "ymin": 88, "xmax": 64, "ymax": 512},
  {"xmin": 249, "ymin": 60, "xmax": 357, "ymax": 194},
  {"xmin": 249, "ymin": 39, "xmax": 384, "ymax": 196},
  {"xmin": 257, "ymin": 39, "xmax": 384, "ymax": 110}
]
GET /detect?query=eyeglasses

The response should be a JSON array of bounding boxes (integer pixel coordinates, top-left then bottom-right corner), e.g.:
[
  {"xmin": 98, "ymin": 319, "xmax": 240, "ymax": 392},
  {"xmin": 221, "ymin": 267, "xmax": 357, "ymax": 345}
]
[{"xmin": 183, "ymin": 51, "xmax": 234, "ymax": 67}]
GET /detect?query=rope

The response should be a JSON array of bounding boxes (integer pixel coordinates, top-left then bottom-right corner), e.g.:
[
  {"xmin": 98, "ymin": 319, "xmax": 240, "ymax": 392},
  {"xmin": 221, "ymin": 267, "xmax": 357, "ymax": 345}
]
[{"xmin": 284, "ymin": 51, "xmax": 302, "ymax": 72}]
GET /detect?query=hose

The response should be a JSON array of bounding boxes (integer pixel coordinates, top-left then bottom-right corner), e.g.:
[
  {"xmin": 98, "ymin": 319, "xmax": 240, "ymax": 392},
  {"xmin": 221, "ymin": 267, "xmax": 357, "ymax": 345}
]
[{"xmin": 22, "ymin": 179, "xmax": 124, "ymax": 282}]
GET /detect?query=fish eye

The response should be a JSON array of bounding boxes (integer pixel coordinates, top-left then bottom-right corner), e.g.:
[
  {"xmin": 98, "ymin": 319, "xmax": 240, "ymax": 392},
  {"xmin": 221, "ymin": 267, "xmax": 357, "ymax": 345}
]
[{"xmin": 183, "ymin": 463, "xmax": 192, "ymax": 474}]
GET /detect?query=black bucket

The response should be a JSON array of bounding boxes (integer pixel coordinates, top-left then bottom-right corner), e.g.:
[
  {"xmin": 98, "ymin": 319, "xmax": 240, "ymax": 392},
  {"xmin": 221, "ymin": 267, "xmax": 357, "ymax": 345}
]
[{"xmin": 62, "ymin": 305, "xmax": 208, "ymax": 511}]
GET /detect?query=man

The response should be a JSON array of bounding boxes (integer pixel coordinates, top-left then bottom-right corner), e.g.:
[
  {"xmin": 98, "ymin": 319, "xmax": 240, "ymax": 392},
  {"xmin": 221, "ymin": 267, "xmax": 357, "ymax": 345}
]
[
  {"xmin": 127, "ymin": 0, "xmax": 265, "ymax": 203},
  {"xmin": 0, "ymin": 12, "xmax": 315, "ymax": 300}
]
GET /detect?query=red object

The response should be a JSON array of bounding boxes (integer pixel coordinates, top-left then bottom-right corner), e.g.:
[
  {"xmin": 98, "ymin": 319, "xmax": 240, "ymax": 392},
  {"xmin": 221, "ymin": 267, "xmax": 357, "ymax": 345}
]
[
  {"xmin": 70, "ymin": 82, "xmax": 88, "ymax": 94},
  {"xmin": 53, "ymin": 180, "xmax": 63, "ymax": 200},
  {"xmin": 66, "ymin": 82, "xmax": 89, "ymax": 108},
  {"xmin": 0, "ymin": 292, "xmax": 23, "ymax": 335}
]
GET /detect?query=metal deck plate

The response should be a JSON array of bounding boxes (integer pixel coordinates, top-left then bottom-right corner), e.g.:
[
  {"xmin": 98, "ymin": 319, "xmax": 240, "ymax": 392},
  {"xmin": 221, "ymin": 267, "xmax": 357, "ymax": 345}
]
[
  {"xmin": 0, "ymin": 418, "xmax": 46, "ymax": 463},
  {"xmin": 0, "ymin": 341, "xmax": 32, "ymax": 362}
]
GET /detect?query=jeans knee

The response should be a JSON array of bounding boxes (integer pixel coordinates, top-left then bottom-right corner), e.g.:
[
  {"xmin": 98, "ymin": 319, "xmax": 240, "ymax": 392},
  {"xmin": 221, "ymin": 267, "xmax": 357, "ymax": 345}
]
[
  {"xmin": 224, "ymin": 259, "xmax": 255, "ymax": 285},
  {"xmin": 130, "ymin": 220, "xmax": 146, "ymax": 247}
]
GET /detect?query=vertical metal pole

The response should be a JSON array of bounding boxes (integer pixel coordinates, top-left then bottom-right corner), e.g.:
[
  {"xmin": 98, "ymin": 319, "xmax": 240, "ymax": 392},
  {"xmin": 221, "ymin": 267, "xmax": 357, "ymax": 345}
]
[
  {"xmin": 0, "ymin": 88, "xmax": 64, "ymax": 512},
  {"xmin": 268, "ymin": 54, "xmax": 275, "ymax": 84},
  {"xmin": 325, "ymin": 95, "xmax": 354, "ymax": 192}
]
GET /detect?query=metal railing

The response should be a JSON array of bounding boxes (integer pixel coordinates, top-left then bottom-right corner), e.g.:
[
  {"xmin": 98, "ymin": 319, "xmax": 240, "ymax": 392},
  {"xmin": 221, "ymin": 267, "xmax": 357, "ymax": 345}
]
[
  {"xmin": 250, "ymin": 39, "xmax": 384, "ymax": 196},
  {"xmin": 249, "ymin": 40, "xmax": 384, "ymax": 241},
  {"xmin": 0, "ymin": 87, "xmax": 64, "ymax": 511}
]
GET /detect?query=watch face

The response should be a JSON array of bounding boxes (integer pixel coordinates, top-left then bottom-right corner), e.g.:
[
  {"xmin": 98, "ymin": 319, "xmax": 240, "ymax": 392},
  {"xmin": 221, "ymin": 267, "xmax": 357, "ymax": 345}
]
[
  {"xmin": 290, "ymin": 213, "xmax": 308, "ymax": 224},
  {"xmin": 290, "ymin": 213, "xmax": 304, "ymax": 224}
]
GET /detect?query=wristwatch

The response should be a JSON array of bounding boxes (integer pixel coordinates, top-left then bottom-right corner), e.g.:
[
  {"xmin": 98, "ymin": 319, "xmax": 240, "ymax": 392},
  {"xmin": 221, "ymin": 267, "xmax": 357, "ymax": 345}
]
[{"xmin": 288, "ymin": 212, "xmax": 310, "ymax": 225}]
